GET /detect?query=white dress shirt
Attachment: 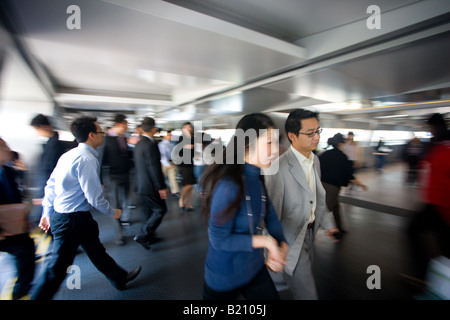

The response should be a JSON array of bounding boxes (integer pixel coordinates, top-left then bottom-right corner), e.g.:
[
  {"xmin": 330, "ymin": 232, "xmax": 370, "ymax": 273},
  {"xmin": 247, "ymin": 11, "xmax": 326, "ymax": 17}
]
[
  {"xmin": 42, "ymin": 143, "xmax": 115, "ymax": 218},
  {"xmin": 290, "ymin": 145, "xmax": 316, "ymax": 223}
]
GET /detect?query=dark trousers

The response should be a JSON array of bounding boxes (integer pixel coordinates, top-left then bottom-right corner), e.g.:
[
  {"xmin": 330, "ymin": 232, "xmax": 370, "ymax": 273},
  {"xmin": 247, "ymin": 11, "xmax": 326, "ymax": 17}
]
[
  {"xmin": 31, "ymin": 211, "xmax": 128, "ymax": 300},
  {"xmin": 407, "ymin": 204, "xmax": 450, "ymax": 280},
  {"xmin": 136, "ymin": 194, "xmax": 167, "ymax": 242},
  {"xmin": 322, "ymin": 182, "xmax": 343, "ymax": 231},
  {"xmin": 109, "ymin": 174, "xmax": 131, "ymax": 218},
  {"xmin": 406, "ymin": 158, "xmax": 420, "ymax": 184},
  {"xmin": 203, "ymin": 266, "xmax": 280, "ymax": 300},
  {"xmin": 109, "ymin": 173, "xmax": 131, "ymax": 240},
  {"xmin": 0, "ymin": 233, "xmax": 36, "ymax": 300}
]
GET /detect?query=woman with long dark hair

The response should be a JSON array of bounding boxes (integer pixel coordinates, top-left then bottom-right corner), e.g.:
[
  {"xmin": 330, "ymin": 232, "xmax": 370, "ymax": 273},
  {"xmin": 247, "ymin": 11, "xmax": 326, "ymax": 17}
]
[{"xmin": 199, "ymin": 113, "xmax": 288, "ymax": 300}]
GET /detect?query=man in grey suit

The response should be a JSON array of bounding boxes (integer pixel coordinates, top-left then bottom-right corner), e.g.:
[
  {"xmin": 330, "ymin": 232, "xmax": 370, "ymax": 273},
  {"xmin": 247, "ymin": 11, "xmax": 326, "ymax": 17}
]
[{"xmin": 265, "ymin": 109, "xmax": 339, "ymax": 300}]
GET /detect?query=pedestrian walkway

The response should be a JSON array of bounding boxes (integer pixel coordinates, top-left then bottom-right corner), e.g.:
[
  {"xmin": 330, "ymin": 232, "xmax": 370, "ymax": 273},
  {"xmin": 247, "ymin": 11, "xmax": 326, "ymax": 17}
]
[
  {"xmin": 339, "ymin": 162, "xmax": 423, "ymax": 217},
  {"xmin": 0, "ymin": 162, "xmax": 428, "ymax": 300}
]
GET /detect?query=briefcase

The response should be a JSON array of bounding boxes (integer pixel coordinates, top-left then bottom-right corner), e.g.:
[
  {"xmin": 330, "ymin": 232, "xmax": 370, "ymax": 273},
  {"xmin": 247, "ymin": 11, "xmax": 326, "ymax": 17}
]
[{"xmin": 0, "ymin": 203, "xmax": 29, "ymax": 235}]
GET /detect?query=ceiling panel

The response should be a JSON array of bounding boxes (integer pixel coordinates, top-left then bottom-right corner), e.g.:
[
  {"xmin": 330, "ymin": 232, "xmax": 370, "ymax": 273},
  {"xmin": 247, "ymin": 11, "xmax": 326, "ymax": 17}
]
[
  {"xmin": 265, "ymin": 31, "xmax": 450, "ymax": 105},
  {"xmin": 1, "ymin": 0, "xmax": 449, "ymax": 129},
  {"xmin": 8, "ymin": 0, "xmax": 305, "ymax": 103},
  {"xmin": 164, "ymin": 0, "xmax": 419, "ymax": 41}
]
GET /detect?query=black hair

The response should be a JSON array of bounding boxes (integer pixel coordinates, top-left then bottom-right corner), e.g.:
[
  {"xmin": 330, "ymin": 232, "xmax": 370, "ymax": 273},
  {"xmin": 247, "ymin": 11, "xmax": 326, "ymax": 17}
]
[
  {"xmin": 70, "ymin": 116, "xmax": 97, "ymax": 143},
  {"xmin": 30, "ymin": 114, "xmax": 51, "ymax": 127},
  {"xmin": 327, "ymin": 133, "xmax": 345, "ymax": 149},
  {"xmin": 199, "ymin": 113, "xmax": 275, "ymax": 224},
  {"xmin": 114, "ymin": 113, "xmax": 127, "ymax": 124},
  {"xmin": 427, "ymin": 113, "xmax": 449, "ymax": 142},
  {"xmin": 284, "ymin": 109, "xmax": 319, "ymax": 143},
  {"xmin": 141, "ymin": 117, "xmax": 156, "ymax": 133}
]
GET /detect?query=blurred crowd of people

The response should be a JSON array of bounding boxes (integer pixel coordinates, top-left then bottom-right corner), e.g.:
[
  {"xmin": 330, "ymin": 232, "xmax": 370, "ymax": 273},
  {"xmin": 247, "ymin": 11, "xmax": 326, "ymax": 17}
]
[{"xmin": 0, "ymin": 110, "xmax": 448, "ymax": 300}]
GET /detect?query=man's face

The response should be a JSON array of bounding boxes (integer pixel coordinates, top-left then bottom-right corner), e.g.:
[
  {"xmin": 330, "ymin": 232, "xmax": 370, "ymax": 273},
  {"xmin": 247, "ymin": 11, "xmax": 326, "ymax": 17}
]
[
  {"xmin": 92, "ymin": 122, "xmax": 105, "ymax": 148},
  {"xmin": 289, "ymin": 117, "xmax": 321, "ymax": 156},
  {"xmin": 116, "ymin": 120, "xmax": 128, "ymax": 135}
]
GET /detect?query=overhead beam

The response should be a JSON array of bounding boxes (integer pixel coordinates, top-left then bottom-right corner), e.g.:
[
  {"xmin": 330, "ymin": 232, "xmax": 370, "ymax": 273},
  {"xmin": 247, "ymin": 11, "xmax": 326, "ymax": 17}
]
[
  {"xmin": 295, "ymin": 0, "xmax": 450, "ymax": 59},
  {"xmin": 101, "ymin": 0, "xmax": 306, "ymax": 59}
]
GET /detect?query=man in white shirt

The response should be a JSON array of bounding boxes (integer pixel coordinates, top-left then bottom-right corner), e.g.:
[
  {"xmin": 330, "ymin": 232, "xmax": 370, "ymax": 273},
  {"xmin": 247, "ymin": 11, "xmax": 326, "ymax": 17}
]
[
  {"xmin": 265, "ymin": 109, "xmax": 339, "ymax": 299},
  {"xmin": 32, "ymin": 116, "xmax": 141, "ymax": 300}
]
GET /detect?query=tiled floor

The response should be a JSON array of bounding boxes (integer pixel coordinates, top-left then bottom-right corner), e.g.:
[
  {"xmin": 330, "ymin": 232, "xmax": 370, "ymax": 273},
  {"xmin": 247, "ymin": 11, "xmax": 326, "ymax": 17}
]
[{"xmin": 0, "ymin": 162, "xmax": 433, "ymax": 300}]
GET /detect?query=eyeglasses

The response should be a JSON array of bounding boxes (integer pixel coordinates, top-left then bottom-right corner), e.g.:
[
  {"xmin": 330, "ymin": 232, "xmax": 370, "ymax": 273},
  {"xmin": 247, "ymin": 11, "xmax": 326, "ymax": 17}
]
[
  {"xmin": 298, "ymin": 128, "xmax": 322, "ymax": 138},
  {"xmin": 95, "ymin": 131, "xmax": 105, "ymax": 135}
]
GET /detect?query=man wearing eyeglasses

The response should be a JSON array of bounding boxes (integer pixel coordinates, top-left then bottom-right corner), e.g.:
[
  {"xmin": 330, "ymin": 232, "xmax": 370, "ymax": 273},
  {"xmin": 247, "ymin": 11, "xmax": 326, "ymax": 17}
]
[
  {"xmin": 31, "ymin": 116, "xmax": 141, "ymax": 300},
  {"xmin": 265, "ymin": 109, "xmax": 339, "ymax": 300}
]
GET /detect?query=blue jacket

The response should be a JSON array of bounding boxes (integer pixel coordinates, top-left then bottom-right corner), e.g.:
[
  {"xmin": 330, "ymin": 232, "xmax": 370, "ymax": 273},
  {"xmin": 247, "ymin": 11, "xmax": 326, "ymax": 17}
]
[{"xmin": 204, "ymin": 163, "xmax": 286, "ymax": 291}]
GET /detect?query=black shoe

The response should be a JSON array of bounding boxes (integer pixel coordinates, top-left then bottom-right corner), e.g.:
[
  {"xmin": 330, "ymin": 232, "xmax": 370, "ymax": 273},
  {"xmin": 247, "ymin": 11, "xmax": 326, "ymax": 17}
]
[
  {"xmin": 12, "ymin": 290, "xmax": 31, "ymax": 300},
  {"xmin": 147, "ymin": 236, "xmax": 163, "ymax": 245},
  {"xmin": 134, "ymin": 236, "xmax": 151, "ymax": 250},
  {"xmin": 116, "ymin": 266, "xmax": 142, "ymax": 291}
]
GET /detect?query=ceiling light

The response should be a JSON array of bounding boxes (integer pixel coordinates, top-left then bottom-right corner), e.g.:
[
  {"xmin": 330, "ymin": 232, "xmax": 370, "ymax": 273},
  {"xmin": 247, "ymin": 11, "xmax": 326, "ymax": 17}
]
[
  {"xmin": 54, "ymin": 93, "xmax": 173, "ymax": 106},
  {"xmin": 374, "ymin": 114, "xmax": 408, "ymax": 119}
]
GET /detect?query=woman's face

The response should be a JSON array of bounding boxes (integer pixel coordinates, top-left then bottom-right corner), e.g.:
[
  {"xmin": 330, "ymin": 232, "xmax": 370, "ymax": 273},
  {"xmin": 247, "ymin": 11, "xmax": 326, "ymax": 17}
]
[
  {"xmin": 182, "ymin": 124, "xmax": 193, "ymax": 137},
  {"xmin": 247, "ymin": 128, "xmax": 279, "ymax": 169}
]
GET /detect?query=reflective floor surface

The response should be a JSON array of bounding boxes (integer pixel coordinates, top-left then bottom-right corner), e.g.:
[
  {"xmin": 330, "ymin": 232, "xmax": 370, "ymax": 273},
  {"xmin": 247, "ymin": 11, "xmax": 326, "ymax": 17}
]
[{"xmin": 0, "ymin": 163, "xmax": 429, "ymax": 300}]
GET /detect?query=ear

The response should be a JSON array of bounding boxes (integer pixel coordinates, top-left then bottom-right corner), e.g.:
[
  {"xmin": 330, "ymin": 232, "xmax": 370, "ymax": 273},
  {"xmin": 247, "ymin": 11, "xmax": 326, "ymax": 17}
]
[{"xmin": 287, "ymin": 132, "xmax": 296, "ymax": 142}]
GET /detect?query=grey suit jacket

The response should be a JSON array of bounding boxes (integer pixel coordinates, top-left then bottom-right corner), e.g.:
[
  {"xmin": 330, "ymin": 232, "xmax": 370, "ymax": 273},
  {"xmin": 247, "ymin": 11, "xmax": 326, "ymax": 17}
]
[{"xmin": 264, "ymin": 148, "xmax": 335, "ymax": 276}]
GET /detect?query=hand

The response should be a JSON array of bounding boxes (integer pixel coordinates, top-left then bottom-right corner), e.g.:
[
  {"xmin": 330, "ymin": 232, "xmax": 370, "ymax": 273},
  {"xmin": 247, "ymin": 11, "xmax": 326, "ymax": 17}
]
[
  {"xmin": 113, "ymin": 209, "xmax": 122, "ymax": 220},
  {"xmin": 159, "ymin": 189, "xmax": 169, "ymax": 200},
  {"xmin": 266, "ymin": 241, "xmax": 289, "ymax": 272},
  {"xmin": 39, "ymin": 216, "xmax": 51, "ymax": 233},
  {"xmin": 360, "ymin": 184, "xmax": 368, "ymax": 191},
  {"xmin": 32, "ymin": 198, "xmax": 43, "ymax": 206},
  {"xmin": 279, "ymin": 241, "xmax": 289, "ymax": 260},
  {"xmin": 265, "ymin": 236, "xmax": 287, "ymax": 273},
  {"xmin": 327, "ymin": 228, "xmax": 340, "ymax": 242}
]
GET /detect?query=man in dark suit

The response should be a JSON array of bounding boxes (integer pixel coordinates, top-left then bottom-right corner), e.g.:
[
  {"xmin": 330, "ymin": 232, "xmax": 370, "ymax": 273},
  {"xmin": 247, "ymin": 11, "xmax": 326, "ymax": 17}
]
[
  {"xmin": 98, "ymin": 114, "xmax": 133, "ymax": 245},
  {"xmin": 133, "ymin": 117, "xmax": 169, "ymax": 249},
  {"xmin": 29, "ymin": 114, "xmax": 68, "ymax": 227}
]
